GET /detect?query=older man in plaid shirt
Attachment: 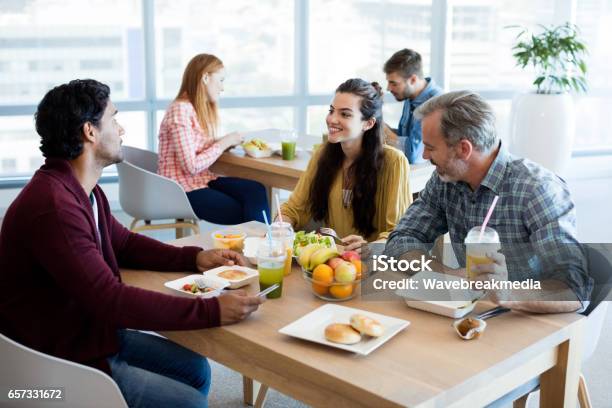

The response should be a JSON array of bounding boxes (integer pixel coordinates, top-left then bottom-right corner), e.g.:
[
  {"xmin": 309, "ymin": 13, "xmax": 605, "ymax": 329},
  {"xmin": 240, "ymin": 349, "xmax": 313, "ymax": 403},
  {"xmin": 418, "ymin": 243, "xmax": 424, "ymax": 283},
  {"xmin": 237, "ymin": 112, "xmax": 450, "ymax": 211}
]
[{"xmin": 384, "ymin": 91, "xmax": 592, "ymax": 313}]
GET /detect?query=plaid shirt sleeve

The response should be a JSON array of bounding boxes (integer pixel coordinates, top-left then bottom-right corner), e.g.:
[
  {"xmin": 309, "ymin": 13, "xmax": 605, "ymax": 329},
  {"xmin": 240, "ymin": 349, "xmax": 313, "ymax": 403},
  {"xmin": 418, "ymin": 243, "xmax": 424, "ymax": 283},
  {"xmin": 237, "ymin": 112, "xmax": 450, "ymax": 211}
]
[
  {"xmin": 384, "ymin": 174, "xmax": 448, "ymax": 258},
  {"xmin": 524, "ymin": 177, "xmax": 592, "ymax": 305},
  {"xmin": 167, "ymin": 104, "xmax": 223, "ymax": 176}
]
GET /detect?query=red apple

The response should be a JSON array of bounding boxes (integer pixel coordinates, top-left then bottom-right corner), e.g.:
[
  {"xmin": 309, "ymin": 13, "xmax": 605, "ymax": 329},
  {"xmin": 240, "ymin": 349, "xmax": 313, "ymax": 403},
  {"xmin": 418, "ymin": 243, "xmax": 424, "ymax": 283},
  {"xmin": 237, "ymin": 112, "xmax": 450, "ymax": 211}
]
[
  {"xmin": 341, "ymin": 251, "xmax": 360, "ymax": 262},
  {"xmin": 327, "ymin": 257, "xmax": 344, "ymax": 270}
]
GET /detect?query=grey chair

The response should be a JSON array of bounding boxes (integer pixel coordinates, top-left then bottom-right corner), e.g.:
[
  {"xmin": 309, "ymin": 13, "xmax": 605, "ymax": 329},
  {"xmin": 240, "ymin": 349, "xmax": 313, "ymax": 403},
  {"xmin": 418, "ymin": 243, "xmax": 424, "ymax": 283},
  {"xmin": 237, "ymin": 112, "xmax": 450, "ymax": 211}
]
[
  {"xmin": 489, "ymin": 245, "xmax": 612, "ymax": 408},
  {"xmin": 0, "ymin": 332, "xmax": 128, "ymax": 408},
  {"xmin": 117, "ymin": 145, "xmax": 200, "ymax": 238}
]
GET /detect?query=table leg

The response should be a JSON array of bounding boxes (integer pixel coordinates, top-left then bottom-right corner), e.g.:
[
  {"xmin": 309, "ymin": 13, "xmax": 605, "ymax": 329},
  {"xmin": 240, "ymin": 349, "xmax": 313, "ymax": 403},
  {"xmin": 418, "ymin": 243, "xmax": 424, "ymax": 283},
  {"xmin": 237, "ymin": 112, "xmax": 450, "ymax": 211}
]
[
  {"xmin": 255, "ymin": 384, "xmax": 269, "ymax": 408},
  {"xmin": 539, "ymin": 318, "xmax": 584, "ymax": 408},
  {"xmin": 243, "ymin": 376, "xmax": 265, "ymax": 406},
  {"xmin": 243, "ymin": 376, "xmax": 254, "ymax": 405},
  {"xmin": 175, "ymin": 219, "xmax": 185, "ymax": 239}
]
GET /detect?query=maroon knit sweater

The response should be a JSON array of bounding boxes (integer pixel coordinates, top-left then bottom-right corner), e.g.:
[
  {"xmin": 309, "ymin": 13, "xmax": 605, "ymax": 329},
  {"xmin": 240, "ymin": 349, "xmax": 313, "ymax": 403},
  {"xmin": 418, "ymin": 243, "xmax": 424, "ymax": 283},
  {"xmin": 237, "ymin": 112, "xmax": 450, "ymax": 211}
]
[{"xmin": 0, "ymin": 158, "xmax": 220, "ymax": 374}]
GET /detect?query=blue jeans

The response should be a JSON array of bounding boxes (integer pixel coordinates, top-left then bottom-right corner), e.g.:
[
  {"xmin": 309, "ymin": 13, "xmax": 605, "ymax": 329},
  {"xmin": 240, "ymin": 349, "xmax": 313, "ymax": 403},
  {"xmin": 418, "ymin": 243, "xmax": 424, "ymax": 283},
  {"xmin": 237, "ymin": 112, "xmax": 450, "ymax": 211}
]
[
  {"xmin": 187, "ymin": 177, "xmax": 270, "ymax": 224},
  {"xmin": 108, "ymin": 330, "xmax": 211, "ymax": 408}
]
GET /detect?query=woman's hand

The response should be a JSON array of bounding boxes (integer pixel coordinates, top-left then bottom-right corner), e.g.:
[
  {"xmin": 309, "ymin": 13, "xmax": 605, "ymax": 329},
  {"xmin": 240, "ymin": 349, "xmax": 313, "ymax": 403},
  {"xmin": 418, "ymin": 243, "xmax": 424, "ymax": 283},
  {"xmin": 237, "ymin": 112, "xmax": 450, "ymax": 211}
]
[
  {"xmin": 220, "ymin": 131, "xmax": 243, "ymax": 150},
  {"xmin": 341, "ymin": 234, "xmax": 368, "ymax": 253}
]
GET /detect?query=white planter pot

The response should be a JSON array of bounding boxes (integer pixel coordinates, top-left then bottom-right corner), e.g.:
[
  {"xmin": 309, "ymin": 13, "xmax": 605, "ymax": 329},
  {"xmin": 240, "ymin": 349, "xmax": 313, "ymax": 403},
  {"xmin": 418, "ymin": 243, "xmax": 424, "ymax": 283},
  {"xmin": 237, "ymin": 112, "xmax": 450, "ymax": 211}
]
[{"xmin": 509, "ymin": 92, "xmax": 575, "ymax": 176}]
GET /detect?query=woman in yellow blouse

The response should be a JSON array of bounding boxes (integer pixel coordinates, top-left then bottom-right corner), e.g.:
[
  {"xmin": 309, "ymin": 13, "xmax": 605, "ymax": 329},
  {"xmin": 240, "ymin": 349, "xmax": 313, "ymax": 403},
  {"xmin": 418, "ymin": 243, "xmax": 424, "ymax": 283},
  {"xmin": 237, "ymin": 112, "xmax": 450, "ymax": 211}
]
[{"xmin": 280, "ymin": 78, "xmax": 412, "ymax": 252}]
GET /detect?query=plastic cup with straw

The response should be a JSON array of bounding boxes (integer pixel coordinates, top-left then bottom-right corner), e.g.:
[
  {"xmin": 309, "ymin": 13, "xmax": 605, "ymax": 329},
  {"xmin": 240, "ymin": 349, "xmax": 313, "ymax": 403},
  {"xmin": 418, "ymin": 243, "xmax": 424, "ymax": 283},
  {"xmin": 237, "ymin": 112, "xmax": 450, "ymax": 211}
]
[
  {"xmin": 465, "ymin": 196, "xmax": 501, "ymax": 279},
  {"xmin": 272, "ymin": 195, "xmax": 294, "ymax": 275},
  {"xmin": 258, "ymin": 210, "xmax": 286, "ymax": 298},
  {"xmin": 262, "ymin": 210, "xmax": 273, "ymax": 247},
  {"xmin": 275, "ymin": 194, "xmax": 284, "ymax": 224}
]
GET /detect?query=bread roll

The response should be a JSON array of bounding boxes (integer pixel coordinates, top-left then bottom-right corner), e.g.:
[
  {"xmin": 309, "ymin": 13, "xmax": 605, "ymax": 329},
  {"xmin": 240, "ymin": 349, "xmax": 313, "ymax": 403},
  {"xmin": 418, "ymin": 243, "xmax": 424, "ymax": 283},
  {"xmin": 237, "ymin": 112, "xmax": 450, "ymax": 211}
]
[
  {"xmin": 324, "ymin": 323, "xmax": 362, "ymax": 344},
  {"xmin": 350, "ymin": 314, "xmax": 384, "ymax": 337}
]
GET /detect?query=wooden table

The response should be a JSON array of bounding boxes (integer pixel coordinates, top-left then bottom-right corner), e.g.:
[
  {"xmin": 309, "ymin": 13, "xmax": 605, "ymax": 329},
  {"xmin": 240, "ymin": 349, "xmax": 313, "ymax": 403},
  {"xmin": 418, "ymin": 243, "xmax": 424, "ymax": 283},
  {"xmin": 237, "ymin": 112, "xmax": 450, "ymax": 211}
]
[
  {"xmin": 210, "ymin": 147, "xmax": 435, "ymax": 198},
  {"xmin": 121, "ymin": 222, "xmax": 584, "ymax": 407}
]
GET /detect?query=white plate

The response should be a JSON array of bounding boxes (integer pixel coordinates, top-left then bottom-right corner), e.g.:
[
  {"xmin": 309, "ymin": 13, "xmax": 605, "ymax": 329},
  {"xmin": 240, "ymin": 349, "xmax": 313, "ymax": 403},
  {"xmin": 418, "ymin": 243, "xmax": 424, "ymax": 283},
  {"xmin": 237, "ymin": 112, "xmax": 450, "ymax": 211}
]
[
  {"xmin": 395, "ymin": 271, "xmax": 483, "ymax": 318},
  {"xmin": 203, "ymin": 265, "xmax": 259, "ymax": 289},
  {"xmin": 278, "ymin": 304, "xmax": 410, "ymax": 355},
  {"xmin": 164, "ymin": 274, "xmax": 229, "ymax": 298}
]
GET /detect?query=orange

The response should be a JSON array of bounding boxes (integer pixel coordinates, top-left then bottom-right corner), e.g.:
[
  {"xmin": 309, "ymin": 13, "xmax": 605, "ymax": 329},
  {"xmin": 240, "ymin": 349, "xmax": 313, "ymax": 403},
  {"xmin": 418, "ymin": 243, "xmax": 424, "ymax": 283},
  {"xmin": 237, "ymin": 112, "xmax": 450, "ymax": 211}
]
[
  {"xmin": 312, "ymin": 282, "xmax": 328, "ymax": 296},
  {"xmin": 351, "ymin": 260, "xmax": 362, "ymax": 280},
  {"xmin": 329, "ymin": 284, "xmax": 354, "ymax": 299},
  {"xmin": 312, "ymin": 264, "xmax": 334, "ymax": 284}
]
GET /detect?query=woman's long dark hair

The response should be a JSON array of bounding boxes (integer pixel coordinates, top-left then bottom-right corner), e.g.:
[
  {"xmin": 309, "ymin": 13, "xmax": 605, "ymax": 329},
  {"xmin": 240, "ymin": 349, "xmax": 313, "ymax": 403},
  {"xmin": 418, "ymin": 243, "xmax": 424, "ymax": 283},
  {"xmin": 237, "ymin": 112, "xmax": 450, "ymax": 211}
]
[{"xmin": 309, "ymin": 79, "xmax": 384, "ymax": 237}]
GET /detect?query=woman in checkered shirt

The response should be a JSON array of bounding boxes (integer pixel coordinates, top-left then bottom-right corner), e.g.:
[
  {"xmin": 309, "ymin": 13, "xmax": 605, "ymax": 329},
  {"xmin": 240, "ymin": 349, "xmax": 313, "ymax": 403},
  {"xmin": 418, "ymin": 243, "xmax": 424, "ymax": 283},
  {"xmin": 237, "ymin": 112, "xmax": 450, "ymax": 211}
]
[{"xmin": 158, "ymin": 54, "xmax": 270, "ymax": 224}]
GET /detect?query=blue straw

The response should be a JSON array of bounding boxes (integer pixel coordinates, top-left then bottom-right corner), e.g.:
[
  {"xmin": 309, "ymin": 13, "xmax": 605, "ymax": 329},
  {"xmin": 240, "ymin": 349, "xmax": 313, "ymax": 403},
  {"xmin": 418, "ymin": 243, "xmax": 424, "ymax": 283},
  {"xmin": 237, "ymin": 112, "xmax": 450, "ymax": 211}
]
[{"xmin": 262, "ymin": 210, "xmax": 273, "ymax": 247}]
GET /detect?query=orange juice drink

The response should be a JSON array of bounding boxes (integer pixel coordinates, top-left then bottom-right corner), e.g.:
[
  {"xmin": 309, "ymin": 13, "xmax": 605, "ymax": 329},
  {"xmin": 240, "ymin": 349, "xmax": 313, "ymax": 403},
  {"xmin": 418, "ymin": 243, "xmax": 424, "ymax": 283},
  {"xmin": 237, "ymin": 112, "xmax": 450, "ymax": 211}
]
[
  {"xmin": 466, "ymin": 254, "xmax": 494, "ymax": 279},
  {"xmin": 283, "ymin": 247, "xmax": 293, "ymax": 276},
  {"xmin": 269, "ymin": 221, "xmax": 295, "ymax": 276},
  {"xmin": 465, "ymin": 226, "xmax": 500, "ymax": 279}
]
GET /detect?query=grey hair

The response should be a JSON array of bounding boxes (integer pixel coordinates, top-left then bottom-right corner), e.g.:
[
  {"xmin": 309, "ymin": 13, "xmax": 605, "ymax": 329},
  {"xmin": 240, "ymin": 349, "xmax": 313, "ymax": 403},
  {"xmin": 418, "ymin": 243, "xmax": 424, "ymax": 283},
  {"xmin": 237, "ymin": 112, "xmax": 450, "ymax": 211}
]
[{"xmin": 414, "ymin": 91, "xmax": 498, "ymax": 152}]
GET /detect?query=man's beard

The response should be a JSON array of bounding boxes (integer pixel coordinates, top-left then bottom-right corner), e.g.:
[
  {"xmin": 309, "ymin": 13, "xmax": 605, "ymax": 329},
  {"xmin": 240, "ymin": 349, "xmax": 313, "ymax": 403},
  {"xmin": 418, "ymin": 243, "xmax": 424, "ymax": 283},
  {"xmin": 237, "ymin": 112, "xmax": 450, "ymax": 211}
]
[
  {"xmin": 393, "ymin": 92, "xmax": 406, "ymax": 102},
  {"xmin": 433, "ymin": 157, "xmax": 468, "ymax": 183},
  {"xmin": 394, "ymin": 88, "xmax": 411, "ymax": 102}
]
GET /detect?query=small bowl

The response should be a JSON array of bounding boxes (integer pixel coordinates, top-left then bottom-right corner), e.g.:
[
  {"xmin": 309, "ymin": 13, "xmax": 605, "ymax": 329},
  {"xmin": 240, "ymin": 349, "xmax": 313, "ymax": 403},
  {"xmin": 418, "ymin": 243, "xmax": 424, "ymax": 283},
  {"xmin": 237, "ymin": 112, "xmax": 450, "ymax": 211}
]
[
  {"xmin": 164, "ymin": 275, "xmax": 229, "ymax": 298},
  {"xmin": 242, "ymin": 143, "xmax": 274, "ymax": 158},
  {"xmin": 204, "ymin": 265, "xmax": 259, "ymax": 289},
  {"xmin": 453, "ymin": 317, "xmax": 487, "ymax": 340},
  {"xmin": 211, "ymin": 230, "xmax": 247, "ymax": 252}
]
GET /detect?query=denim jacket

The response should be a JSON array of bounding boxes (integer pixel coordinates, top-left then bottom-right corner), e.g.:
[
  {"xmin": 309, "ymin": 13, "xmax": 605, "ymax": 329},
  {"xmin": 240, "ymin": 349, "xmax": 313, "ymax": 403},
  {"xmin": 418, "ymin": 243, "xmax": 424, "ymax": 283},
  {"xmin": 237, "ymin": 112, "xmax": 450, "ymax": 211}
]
[{"xmin": 397, "ymin": 78, "xmax": 442, "ymax": 164}]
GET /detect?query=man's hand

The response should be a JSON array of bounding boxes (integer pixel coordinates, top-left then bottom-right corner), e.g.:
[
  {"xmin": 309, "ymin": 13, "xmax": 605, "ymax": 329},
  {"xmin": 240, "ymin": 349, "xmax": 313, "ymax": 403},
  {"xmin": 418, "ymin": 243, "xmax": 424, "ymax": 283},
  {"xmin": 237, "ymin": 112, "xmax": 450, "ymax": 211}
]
[
  {"xmin": 217, "ymin": 290, "xmax": 265, "ymax": 325},
  {"xmin": 472, "ymin": 251, "xmax": 509, "ymax": 304},
  {"xmin": 342, "ymin": 235, "xmax": 368, "ymax": 253},
  {"xmin": 196, "ymin": 249, "xmax": 246, "ymax": 272},
  {"xmin": 382, "ymin": 123, "xmax": 399, "ymax": 147}
]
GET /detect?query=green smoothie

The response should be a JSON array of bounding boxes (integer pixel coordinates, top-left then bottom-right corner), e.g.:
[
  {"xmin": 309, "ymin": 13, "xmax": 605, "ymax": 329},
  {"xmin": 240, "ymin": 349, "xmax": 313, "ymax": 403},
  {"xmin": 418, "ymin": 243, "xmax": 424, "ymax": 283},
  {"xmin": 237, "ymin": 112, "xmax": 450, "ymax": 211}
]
[
  {"xmin": 281, "ymin": 141, "xmax": 296, "ymax": 160},
  {"xmin": 258, "ymin": 261, "xmax": 284, "ymax": 298}
]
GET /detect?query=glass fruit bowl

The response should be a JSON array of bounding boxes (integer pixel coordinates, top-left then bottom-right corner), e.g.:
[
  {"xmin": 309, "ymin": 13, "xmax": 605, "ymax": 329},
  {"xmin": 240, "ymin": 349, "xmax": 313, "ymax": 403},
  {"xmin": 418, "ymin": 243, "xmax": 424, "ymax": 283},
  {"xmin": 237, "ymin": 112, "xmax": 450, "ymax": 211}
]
[{"xmin": 301, "ymin": 259, "xmax": 365, "ymax": 302}]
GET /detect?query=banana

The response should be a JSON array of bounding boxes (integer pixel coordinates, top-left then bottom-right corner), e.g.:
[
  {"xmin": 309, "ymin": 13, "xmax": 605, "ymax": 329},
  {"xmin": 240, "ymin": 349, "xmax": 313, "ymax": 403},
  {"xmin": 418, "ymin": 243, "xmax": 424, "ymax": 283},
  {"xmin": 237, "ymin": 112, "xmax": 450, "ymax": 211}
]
[
  {"xmin": 297, "ymin": 244, "xmax": 324, "ymax": 269},
  {"xmin": 308, "ymin": 247, "xmax": 340, "ymax": 270}
]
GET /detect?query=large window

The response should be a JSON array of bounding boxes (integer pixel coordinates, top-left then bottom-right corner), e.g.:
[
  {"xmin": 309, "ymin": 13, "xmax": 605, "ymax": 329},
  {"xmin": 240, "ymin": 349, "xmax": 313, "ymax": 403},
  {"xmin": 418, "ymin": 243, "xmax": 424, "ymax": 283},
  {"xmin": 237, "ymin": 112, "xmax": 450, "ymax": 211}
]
[
  {"xmin": 448, "ymin": 0, "xmax": 555, "ymax": 90},
  {"xmin": 309, "ymin": 0, "xmax": 432, "ymax": 93},
  {"xmin": 154, "ymin": 0, "xmax": 294, "ymax": 98},
  {"xmin": 0, "ymin": 0, "xmax": 143, "ymax": 104},
  {"xmin": 574, "ymin": 0, "xmax": 612, "ymax": 151},
  {"xmin": 0, "ymin": 0, "xmax": 143, "ymax": 177},
  {"xmin": 1, "ymin": 0, "xmax": 611, "ymax": 182}
]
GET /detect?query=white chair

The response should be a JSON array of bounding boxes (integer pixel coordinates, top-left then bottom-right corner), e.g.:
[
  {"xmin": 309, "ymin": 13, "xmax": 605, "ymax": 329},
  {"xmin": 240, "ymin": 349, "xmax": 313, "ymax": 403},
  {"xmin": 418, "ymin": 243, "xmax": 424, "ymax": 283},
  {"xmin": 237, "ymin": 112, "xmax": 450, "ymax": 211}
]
[
  {"xmin": 0, "ymin": 332, "xmax": 127, "ymax": 408},
  {"xmin": 117, "ymin": 145, "xmax": 200, "ymax": 238},
  {"xmin": 504, "ymin": 245, "xmax": 612, "ymax": 408}
]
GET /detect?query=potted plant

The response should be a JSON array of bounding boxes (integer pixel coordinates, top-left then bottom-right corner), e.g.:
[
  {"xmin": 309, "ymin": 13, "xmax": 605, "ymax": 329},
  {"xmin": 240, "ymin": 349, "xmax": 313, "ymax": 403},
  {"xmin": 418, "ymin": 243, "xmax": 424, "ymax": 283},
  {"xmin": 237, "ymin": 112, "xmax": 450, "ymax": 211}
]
[{"xmin": 508, "ymin": 22, "xmax": 588, "ymax": 175}]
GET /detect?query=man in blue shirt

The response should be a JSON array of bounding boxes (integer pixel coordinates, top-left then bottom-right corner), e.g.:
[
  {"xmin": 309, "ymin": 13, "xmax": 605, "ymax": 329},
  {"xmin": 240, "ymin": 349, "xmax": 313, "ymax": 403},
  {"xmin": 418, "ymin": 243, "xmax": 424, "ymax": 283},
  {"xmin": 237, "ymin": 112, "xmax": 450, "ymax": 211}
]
[{"xmin": 384, "ymin": 49, "xmax": 442, "ymax": 164}]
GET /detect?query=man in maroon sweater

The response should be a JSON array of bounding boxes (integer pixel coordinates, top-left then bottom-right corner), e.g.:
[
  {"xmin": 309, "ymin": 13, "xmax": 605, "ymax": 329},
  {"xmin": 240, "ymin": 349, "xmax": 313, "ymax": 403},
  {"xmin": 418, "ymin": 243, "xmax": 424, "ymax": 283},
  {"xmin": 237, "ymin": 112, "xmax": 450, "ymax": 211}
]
[{"xmin": 0, "ymin": 79, "xmax": 264, "ymax": 407}]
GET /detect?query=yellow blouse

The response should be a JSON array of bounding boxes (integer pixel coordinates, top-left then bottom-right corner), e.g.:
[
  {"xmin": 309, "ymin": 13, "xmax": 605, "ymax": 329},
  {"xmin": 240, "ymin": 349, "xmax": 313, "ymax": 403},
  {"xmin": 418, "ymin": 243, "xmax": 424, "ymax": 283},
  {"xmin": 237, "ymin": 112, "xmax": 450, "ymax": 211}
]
[{"xmin": 280, "ymin": 144, "xmax": 412, "ymax": 242}]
